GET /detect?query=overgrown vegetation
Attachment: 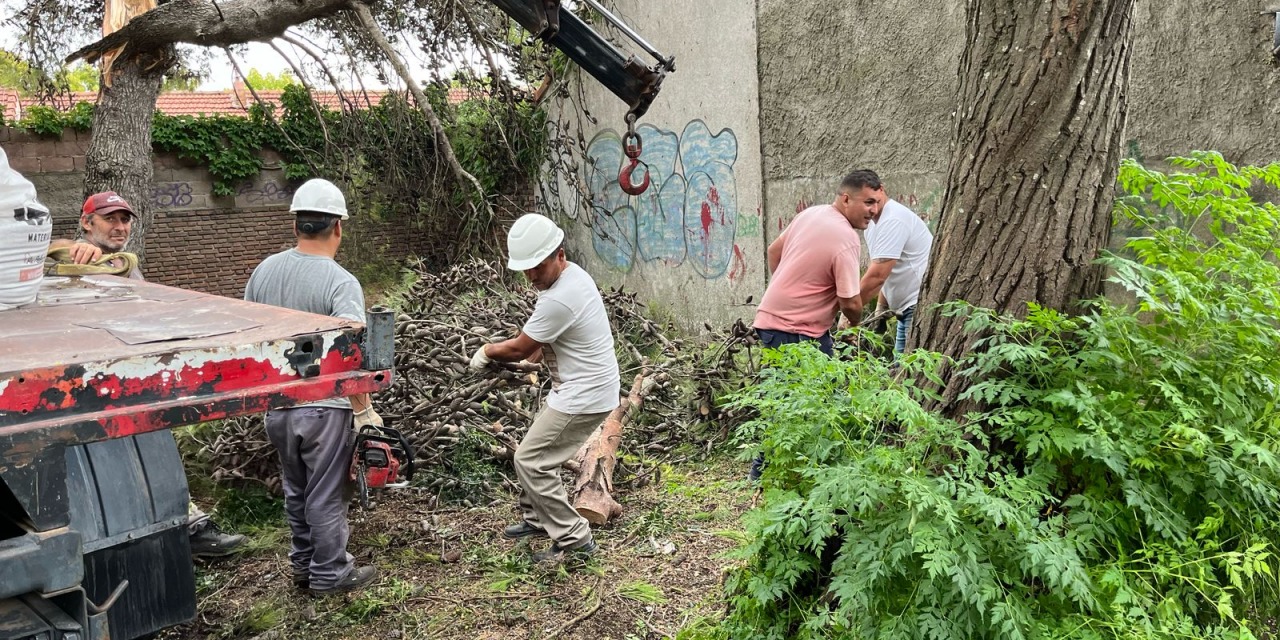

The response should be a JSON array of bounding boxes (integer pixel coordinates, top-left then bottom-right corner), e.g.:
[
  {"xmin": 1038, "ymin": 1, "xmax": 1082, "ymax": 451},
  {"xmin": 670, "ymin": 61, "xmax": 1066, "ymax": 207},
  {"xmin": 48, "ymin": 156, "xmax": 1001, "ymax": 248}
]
[
  {"xmin": 710, "ymin": 153, "xmax": 1280, "ymax": 639},
  {"xmin": 7, "ymin": 83, "xmax": 545, "ymax": 267}
]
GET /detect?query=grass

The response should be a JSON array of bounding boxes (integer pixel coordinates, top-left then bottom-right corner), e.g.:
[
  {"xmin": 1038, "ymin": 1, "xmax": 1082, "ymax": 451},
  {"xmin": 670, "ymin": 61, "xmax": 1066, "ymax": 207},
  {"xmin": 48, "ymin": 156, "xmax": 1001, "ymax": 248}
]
[
  {"xmin": 228, "ymin": 599, "xmax": 286, "ymax": 637},
  {"xmin": 170, "ymin": 452, "xmax": 751, "ymax": 640}
]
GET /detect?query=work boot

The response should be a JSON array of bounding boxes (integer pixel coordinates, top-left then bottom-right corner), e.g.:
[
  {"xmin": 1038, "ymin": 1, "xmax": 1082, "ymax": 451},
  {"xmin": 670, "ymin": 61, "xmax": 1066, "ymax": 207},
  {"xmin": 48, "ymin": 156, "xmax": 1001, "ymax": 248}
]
[
  {"xmin": 310, "ymin": 565, "xmax": 378, "ymax": 596},
  {"xmin": 189, "ymin": 521, "xmax": 247, "ymax": 559},
  {"xmin": 532, "ymin": 539, "xmax": 598, "ymax": 564},
  {"xmin": 292, "ymin": 571, "xmax": 309, "ymax": 591},
  {"xmin": 502, "ymin": 520, "xmax": 548, "ymax": 540}
]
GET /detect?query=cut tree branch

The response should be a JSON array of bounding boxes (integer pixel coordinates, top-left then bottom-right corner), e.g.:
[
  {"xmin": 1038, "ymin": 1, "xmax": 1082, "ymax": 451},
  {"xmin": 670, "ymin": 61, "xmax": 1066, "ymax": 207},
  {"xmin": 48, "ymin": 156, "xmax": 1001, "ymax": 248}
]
[
  {"xmin": 279, "ymin": 32, "xmax": 352, "ymax": 111},
  {"xmin": 572, "ymin": 373, "xmax": 655, "ymax": 525},
  {"xmin": 352, "ymin": 1, "xmax": 492, "ymax": 215},
  {"xmin": 66, "ymin": 0, "xmax": 353, "ymax": 65},
  {"xmin": 267, "ymin": 40, "xmax": 335, "ymax": 148}
]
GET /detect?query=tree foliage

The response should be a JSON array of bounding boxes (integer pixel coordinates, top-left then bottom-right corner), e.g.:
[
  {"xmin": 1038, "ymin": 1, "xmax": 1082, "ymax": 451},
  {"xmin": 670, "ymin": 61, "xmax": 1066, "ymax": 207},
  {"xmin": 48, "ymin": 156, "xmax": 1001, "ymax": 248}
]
[
  {"xmin": 243, "ymin": 68, "xmax": 297, "ymax": 90},
  {"xmin": 710, "ymin": 154, "xmax": 1280, "ymax": 640},
  {"xmin": 0, "ymin": 49, "xmax": 99, "ymax": 94}
]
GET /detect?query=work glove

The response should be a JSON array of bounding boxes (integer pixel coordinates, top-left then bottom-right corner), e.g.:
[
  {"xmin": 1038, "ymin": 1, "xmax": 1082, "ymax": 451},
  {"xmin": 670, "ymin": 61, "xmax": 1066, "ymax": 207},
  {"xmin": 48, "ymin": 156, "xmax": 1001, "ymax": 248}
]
[
  {"xmin": 469, "ymin": 345, "xmax": 493, "ymax": 370},
  {"xmin": 354, "ymin": 407, "xmax": 383, "ymax": 429}
]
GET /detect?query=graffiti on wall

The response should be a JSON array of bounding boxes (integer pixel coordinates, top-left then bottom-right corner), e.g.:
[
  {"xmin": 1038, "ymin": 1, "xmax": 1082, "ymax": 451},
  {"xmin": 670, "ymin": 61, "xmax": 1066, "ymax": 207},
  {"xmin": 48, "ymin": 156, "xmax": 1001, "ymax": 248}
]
[
  {"xmin": 237, "ymin": 180, "xmax": 294, "ymax": 204},
  {"xmin": 152, "ymin": 182, "xmax": 194, "ymax": 209},
  {"xmin": 584, "ymin": 120, "xmax": 751, "ymax": 280}
]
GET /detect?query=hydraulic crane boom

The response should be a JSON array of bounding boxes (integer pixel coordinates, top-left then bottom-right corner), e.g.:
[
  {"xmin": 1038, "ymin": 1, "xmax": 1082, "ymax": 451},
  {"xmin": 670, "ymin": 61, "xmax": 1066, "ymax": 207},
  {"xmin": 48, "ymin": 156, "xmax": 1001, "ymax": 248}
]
[{"xmin": 488, "ymin": 0, "xmax": 675, "ymax": 119}]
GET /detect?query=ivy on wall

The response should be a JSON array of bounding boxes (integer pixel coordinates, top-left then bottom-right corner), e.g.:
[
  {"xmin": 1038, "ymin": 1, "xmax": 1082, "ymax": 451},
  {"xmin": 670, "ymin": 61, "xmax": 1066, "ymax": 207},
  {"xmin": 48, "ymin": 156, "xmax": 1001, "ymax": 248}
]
[
  {"xmin": 5, "ymin": 83, "xmax": 544, "ymax": 204},
  {"xmin": 4, "ymin": 85, "xmax": 546, "ymax": 270}
]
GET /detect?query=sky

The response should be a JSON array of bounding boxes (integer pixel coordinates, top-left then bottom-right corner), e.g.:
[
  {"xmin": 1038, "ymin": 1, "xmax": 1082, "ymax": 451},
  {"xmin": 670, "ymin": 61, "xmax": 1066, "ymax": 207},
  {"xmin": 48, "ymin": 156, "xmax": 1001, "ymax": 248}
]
[{"xmin": 201, "ymin": 42, "xmax": 294, "ymax": 90}]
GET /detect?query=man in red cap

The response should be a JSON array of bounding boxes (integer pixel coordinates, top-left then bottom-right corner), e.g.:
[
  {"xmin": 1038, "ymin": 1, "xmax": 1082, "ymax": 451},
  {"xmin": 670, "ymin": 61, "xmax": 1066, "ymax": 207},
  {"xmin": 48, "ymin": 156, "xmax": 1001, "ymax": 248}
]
[{"xmin": 49, "ymin": 191, "xmax": 141, "ymax": 276}]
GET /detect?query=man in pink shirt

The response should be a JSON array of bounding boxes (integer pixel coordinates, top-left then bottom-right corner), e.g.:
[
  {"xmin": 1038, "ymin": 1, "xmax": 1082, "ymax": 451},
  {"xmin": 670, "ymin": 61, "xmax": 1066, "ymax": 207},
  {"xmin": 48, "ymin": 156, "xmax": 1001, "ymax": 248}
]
[
  {"xmin": 754, "ymin": 170, "xmax": 882, "ymax": 354},
  {"xmin": 748, "ymin": 170, "xmax": 881, "ymax": 481}
]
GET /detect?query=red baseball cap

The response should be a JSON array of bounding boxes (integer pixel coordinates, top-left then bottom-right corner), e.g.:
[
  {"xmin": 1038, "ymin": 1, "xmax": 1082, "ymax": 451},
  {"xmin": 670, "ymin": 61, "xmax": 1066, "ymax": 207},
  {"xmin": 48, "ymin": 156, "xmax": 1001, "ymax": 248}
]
[{"xmin": 82, "ymin": 191, "xmax": 136, "ymax": 218}]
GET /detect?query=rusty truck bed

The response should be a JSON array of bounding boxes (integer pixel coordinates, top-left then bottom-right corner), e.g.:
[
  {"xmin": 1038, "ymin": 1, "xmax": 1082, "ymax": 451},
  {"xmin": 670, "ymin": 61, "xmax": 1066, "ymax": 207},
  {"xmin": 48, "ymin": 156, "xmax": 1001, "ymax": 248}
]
[{"xmin": 0, "ymin": 275, "xmax": 392, "ymax": 470}]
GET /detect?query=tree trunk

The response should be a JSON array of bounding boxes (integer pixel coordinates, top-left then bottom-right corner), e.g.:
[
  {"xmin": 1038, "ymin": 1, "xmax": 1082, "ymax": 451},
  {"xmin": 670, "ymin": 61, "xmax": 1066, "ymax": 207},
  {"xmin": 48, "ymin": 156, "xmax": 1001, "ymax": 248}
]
[
  {"xmin": 83, "ymin": 0, "xmax": 174, "ymax": 260},
  {"xmin": 911, "ymin": 0, "xmax": 1135, "ymax": 413},
  {"xmin": 572, "ymin": 373, "xmax": 654, "ymax": 525}
]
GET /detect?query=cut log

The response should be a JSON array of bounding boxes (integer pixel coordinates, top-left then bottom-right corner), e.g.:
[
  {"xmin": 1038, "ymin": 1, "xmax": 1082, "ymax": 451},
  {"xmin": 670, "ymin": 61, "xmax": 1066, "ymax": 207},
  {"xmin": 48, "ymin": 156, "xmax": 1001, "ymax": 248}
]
[{"xmin": 572, "ymin": 373, "xmax": 655, "ymax": 525}]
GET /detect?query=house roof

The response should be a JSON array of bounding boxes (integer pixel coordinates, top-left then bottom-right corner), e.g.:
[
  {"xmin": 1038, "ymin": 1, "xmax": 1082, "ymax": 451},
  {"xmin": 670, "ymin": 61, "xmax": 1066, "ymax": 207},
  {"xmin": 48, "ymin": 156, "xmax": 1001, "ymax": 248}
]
[{"xmin": 0, "ymin": 85, "xmax": 475, "ymax": 121}]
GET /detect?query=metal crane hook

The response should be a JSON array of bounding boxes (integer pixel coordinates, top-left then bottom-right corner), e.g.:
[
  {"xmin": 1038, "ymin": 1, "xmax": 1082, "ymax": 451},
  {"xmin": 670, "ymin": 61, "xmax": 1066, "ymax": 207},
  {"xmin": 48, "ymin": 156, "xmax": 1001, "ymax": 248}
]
[{"xmin": 618, "ymin": 114, "xmax": 651, "ymax": 196}]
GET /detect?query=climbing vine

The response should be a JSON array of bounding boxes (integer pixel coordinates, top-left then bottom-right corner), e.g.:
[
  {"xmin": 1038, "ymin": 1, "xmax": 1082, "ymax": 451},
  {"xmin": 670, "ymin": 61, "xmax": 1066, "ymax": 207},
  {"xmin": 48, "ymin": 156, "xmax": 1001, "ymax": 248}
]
[{"xmin": 9, "ymin": 83, "xmax": 547, "ymax": 266}]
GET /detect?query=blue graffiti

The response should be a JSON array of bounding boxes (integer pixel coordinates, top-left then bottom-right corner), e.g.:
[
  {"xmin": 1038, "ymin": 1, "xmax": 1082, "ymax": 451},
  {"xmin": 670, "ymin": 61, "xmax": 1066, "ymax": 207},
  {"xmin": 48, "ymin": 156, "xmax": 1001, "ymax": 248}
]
[{"xmin": 585, "ymin": 120, "xmax": 739, "ymax": 278}]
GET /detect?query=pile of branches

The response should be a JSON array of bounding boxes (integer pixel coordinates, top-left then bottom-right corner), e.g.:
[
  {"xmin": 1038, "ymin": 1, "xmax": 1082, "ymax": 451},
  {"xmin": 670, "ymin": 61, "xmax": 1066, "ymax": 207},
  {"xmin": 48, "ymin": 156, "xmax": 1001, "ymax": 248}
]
[{"xmin": 201, "ymin": 258, "xmax": 757, "ymax": 497}]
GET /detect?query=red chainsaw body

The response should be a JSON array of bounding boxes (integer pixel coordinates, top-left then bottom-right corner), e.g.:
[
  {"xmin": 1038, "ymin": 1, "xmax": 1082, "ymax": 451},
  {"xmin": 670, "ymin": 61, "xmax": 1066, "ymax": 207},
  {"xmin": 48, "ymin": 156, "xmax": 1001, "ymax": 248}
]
[{"xmin": 360, "ymin": 440, "xmax": 401, "ymax": 489}]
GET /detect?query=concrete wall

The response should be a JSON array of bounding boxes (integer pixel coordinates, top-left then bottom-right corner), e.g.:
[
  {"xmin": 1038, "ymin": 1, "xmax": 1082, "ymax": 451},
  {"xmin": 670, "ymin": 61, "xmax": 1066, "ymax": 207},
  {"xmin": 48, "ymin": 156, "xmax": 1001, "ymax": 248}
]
[
  {"xmin": 2, "ymin": 127, "xmax": 529, "ymax": 298},
  {"xmin": 757, "ymin": 0, "xmax": 964, "ymax": 242},
  {"xmin": 546, "ymin": 0, "xmax": 767, "ymax": 325},
  {"xmin": 756, "ymin": 0, "xmax": 1280, "ymax": 239},
  {"xmin": 1128, "ymin": 1, "xmax": 1280, "ymax": 164}
]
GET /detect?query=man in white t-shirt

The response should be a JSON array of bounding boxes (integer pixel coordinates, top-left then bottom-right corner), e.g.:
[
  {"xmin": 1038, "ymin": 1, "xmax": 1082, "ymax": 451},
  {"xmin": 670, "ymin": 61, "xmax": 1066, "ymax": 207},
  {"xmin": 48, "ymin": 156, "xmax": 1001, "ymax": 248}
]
[
  {"xmin": 859, "ymin": 173, "xmax": 934, "ymax": 354},
  {"xmin": 470, "ymin": 213, "xmax": 620, "ymax": 564}
]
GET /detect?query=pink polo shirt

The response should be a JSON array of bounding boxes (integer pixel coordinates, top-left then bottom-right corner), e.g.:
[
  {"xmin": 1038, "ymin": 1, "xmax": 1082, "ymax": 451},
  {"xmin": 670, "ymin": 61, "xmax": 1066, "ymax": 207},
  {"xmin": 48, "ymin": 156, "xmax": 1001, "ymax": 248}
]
[{"xmin": 753, "ymin": 204, "xmax": 861, "ymax": 338}]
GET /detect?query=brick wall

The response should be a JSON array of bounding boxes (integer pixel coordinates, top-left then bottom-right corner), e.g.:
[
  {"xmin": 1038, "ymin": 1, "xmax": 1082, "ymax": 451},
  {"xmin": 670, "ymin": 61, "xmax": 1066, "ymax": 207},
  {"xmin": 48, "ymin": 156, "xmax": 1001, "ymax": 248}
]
[{"xmin": 2, "ymin": 126, "xmax": 534, "ymax": 298}]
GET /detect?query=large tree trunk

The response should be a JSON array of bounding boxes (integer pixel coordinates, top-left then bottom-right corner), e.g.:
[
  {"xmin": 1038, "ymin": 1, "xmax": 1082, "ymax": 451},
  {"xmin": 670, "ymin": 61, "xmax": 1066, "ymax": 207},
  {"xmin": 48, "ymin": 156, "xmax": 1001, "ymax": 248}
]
[
  {"xmin": 911, "ymin": 0, "xmax": 1135, "ymax": 413},
  {"xmin": 83, "ymin": 0, "xmax": 173, "ymax": 260},
  {"xmin": 70, "ymin": 0, "xmax": 348, "ymax": 259}
]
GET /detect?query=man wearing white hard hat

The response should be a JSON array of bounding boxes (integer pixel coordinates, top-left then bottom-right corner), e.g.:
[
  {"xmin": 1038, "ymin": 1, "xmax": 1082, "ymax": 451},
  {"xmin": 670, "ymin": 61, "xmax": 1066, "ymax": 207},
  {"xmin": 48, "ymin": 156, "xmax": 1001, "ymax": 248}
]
[
  {"xmin": 471, "ymin": 213, "xmax": 620, "ymax": 564},
  {"xmin": 245, "ymin": 178, "xmax": 381, "ymax": 594}
]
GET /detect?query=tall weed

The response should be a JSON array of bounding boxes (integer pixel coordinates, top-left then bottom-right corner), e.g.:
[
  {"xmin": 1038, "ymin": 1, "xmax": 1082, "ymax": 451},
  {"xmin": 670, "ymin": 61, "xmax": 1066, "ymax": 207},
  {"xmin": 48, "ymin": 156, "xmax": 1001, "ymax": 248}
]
[{"xmin": 717, "ymin": 153, "xmax": 1280, "ymax": 639}]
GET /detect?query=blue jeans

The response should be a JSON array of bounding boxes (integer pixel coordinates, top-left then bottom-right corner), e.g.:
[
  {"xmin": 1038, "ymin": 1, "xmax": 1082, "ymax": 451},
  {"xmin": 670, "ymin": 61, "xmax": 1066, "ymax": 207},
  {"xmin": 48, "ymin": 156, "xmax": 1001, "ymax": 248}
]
[
  {"xmin": 755, "ymin": 328, "xmax": 834, "ymax": 356},
  {"xmin": 895, "ymin": 305, "xmax": 916, "ymax": 354}
]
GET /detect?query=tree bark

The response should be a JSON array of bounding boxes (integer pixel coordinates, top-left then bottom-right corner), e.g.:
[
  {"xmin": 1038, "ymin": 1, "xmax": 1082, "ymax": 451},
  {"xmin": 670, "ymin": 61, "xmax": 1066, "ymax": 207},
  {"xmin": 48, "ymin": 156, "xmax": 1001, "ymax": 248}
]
[
  {"xmin": 83, "ymin": 0, "xmax": 174, "ymax": 260},
  {"xmin": 911, "ymin": 0, "xmax": 1135, "ymax": 413},
  {"xmin": 66, "ymin": 0, "xmax": 353, "ymax": 65},
  {"xmin": 572, "ymin": 373, "xmax": 654, "ymax": 525}
]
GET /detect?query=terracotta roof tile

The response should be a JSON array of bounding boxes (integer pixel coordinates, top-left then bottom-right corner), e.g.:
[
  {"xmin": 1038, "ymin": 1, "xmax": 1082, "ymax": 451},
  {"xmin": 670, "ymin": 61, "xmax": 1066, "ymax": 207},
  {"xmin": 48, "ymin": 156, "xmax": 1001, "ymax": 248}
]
[{"xmin": 2, "ymin": 86, "xmax": 476, "ymax": 121}]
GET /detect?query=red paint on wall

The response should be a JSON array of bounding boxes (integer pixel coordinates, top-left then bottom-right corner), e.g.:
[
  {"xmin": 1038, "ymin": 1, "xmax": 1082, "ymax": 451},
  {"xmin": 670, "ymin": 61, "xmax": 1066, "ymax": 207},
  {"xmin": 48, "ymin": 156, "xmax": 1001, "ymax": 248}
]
[
  {"xmin": 728, "ymin": 244, "xmax": 747, "ymax": 282},
  {"xmin": 709, "ymin": 187, "xmax": 725, "ymax": 225}
]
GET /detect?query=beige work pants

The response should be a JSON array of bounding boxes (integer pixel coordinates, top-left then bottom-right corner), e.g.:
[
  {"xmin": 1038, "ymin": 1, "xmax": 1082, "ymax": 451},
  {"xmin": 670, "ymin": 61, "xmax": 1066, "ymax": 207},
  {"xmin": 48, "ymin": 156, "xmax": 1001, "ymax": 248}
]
[{"xmin": 514, "ymin": 406, "xmax": 611, "ymax": 549}]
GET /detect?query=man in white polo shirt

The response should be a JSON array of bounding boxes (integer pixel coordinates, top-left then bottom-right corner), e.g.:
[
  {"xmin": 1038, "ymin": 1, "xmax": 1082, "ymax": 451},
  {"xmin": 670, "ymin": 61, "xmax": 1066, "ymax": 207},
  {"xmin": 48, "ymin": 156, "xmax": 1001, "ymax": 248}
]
[
  {"xmin": 859, "ymin": 172, "xmax": 934, "ymax": 354},
  {"xmin": 470, "ymin": 213, "xmax": 620, "ymax": 564}
]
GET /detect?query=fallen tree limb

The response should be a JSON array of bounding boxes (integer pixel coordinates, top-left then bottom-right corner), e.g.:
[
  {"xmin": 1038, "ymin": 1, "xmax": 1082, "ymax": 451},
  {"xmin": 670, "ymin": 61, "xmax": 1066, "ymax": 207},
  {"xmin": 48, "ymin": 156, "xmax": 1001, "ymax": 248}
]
[
  {"xmin": 351, "ymin": 1, "xmax": 493, "ymax": 216},
  {"xmin": 66, "ymin": 0, "xmax": 352, "ymax": 64},
  {"xmin": 572, "ymin": 372, "xmax": 656, "ymax": 525}
]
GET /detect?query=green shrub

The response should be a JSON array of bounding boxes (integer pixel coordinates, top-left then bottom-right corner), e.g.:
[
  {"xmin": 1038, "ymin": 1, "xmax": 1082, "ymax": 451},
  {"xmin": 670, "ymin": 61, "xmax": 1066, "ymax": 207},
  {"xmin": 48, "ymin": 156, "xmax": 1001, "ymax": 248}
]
[{"xmin": 717, "ymin": 153, "xmax": 1280, "ymax": 639}]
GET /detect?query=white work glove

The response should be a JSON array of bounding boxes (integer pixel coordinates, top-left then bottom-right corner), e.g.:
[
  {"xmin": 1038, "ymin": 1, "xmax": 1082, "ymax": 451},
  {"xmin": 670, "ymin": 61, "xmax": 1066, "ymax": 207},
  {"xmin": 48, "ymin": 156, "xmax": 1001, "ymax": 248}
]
[
  {"xmin": 354, "ymin": 407, "xmax": 383, "ymax": 428},
  {"xmin": 469, "ymin": 345, "xmax": 493, "ymax": 370}
]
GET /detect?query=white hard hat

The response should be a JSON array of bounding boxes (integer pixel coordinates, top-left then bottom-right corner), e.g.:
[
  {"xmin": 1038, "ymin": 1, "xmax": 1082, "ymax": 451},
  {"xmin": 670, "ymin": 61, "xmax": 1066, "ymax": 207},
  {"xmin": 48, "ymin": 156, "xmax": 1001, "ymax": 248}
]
[
  {"xmin": 506, "ymin": 213, "xmax": 565, "ymax": 271},
  {"xmin": 290, "ymin": 179, "xmax": 349, "ymax": 220}
]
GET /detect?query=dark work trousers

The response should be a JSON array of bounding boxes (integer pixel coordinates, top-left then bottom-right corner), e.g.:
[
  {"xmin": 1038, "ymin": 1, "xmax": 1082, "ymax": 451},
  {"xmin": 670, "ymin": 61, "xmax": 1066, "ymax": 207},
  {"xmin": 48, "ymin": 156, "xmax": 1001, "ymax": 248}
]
[
  {"xmin": 755, "ymin": 328, "xmax": 835, "ymax": 356},
  {"xmin": 750, "ymin": 328, "xmax": 835, "ymax": 480},
  {"xmin": 265, "ymin": 406, "xmax": 356, "ymax": 590}
]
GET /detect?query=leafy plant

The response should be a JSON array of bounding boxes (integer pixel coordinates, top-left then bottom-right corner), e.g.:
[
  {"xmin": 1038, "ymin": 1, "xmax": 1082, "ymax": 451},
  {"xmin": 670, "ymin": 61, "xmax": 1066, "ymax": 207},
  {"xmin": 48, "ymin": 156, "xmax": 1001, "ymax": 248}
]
[{"xmin": 716, "ymin": 153, "xmax": 1280, "ymax": 639}]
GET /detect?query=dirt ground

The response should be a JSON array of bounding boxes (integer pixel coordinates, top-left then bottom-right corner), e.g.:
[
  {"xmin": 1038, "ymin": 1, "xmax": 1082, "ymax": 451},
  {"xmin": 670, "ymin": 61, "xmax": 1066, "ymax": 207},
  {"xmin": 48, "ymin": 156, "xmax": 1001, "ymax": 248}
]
[{"xmin": 161, "ymin": 457, "xmax": 750, "ymax": 640}]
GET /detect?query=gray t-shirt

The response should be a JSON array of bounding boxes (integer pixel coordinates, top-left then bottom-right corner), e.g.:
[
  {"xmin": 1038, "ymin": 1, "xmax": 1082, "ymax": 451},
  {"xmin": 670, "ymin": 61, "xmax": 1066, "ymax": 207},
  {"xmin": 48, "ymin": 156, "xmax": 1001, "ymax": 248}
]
[{"xmin": 245, "ymin": 248, "xmax": 365, "ymax": 409}]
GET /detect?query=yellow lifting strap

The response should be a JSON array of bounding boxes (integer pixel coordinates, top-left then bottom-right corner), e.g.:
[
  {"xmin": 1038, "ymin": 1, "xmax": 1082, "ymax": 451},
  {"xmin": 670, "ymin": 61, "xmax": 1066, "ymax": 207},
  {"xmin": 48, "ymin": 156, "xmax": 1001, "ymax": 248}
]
[{"xmin": 47, "ymin": 246, "xmax": 139, "ymax": 277}]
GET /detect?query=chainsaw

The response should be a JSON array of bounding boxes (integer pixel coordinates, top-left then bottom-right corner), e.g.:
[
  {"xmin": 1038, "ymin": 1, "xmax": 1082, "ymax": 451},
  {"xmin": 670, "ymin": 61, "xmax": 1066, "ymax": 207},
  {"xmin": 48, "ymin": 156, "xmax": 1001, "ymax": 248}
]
[{"xmin": 351, "ymin": 423, "xmax": 416, "ymax": 509}]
